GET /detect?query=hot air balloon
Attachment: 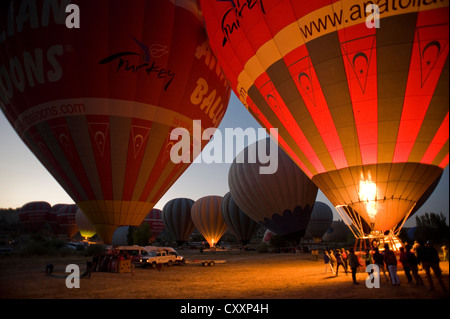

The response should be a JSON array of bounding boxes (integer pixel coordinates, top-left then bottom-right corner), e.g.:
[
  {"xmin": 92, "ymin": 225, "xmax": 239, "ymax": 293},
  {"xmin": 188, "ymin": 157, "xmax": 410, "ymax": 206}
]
[
  {"xmin": 75, "ymin": 208, "xmax": 96, "ymax": 241},
  {"xmin": 305, "ymin": 202, "xmax": 334, "ymax": 242},
  {"xmin": 191, "ymin": 196, "xmax": 227, "ymax": 248},
  {"xmin": 141, "ymin": 208, "xmax": 165, "ymax": 242},
  {"xmin": 0, "ymin": 0, "xmax": 231, "ymax": 243},
  {"xmin": 228, "ymin": 138, "xmax": 318, "ymax": 242},
  {"xmin": 322, "ymin": 220, "xmax": 352, "ymax": 243},
  {"xmin": 111, "ymin": 226, "xmax": 131, "ymax": 246},
  {"xmin": 162, "ymin": 198, "xmax": 196, "ymax": 246},
  {"xmin": 19, "ymin": 201, "xmax": 51, "ymax": 233},
  {"xmin": 47, "ymin": 203, "xmax": 66, "ymax": 234},
  {"xmin": 57, "ymin": 204, "xmax": 78, "ymax": 239},
  {"xmin": 221, "ymin": 192, "xmax": 260, "ymax": 246},
  {"xmin": 201, "ymin": 1, "xmax": 449, "ymax": 243}
]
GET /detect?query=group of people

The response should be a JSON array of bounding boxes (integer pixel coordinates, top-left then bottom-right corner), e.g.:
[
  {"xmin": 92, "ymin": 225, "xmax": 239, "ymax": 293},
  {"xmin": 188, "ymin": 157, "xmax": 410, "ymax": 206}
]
[
  {"xmin": 323, "ymin": 240, "xmax": 447, "ymax": 292},
  {"xmin": 90, "ymin": 249, "xmax": 131, "ymax": 273},
  {"xmin": 323, "ymin": 247, "xmax": 361, "ymax": 284},
  {"xmin": 323, "ymin": 248, "xmax": 348, "ymax": 276}
]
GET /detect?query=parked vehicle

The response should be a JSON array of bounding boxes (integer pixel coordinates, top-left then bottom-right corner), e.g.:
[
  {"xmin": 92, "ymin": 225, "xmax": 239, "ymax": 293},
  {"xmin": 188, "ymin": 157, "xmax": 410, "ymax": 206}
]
[
  {"xmin": 144, "ymin": 246, "xmax": 185, "ymax": 264},
  {"xmin": 140, "ymin": 247, "xmax": 184, "ymax": 268}
]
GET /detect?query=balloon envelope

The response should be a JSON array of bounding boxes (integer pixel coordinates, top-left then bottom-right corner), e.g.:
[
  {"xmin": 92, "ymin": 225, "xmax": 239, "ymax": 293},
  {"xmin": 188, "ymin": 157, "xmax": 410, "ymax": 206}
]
[
  {"xmin": 75, "ymin": 208, "xmax": 96, "ymax": 240},
  {"xmin": 191, "ymin": 195, "xmax": 227, "ymax": 247},
  {"xmin": 162, "ymin": 198, "xmax": 196, "ymax": 246},
  {"xmin": 201, "ymin": 0, "xmax": 448, "ymax": 237},
  {"xmin": 221, "ymin": 192, "xmax": 260, "ymax": 246},
  {"xmin": 47, "ymin": 204, "xmax": 66, "ymax": 234},
  {"xmin": 305, "ymin": 202, "xmax": 334, "ymax": 242},
  {"xmin": 57, "ymin": 204, "xmax": 78, "ymax": 239},
  {"xmin": 228, "ymin": 138, "xmax": 318, "ymax": 242},
  {"xmin": 19, "ymin": 201, "xmax": 51, "ymax": 233},
  {"xmin": 0, "ymin": 0, "xmax": 231, "ymax": 243},
  {"xmin": 141, "ymin": 208, "xmax": 165, "ymax": 242},
  {"xmin": 322, "ymin": 220, "xmax": 352, "ymax": 243}
]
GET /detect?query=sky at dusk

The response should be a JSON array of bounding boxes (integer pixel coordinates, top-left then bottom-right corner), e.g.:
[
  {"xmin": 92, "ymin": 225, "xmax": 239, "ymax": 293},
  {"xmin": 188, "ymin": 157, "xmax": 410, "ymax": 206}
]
[{"xmin": 0, "ymin": 93, "xmax": 448, "ymax": 228}]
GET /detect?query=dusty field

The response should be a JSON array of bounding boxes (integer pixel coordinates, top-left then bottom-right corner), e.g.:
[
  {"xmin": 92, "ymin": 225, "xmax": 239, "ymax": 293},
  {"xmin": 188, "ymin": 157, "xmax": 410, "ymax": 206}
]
[{"xmin": 0, "ymin": 250, "xmax": 448, "ymax": 301}]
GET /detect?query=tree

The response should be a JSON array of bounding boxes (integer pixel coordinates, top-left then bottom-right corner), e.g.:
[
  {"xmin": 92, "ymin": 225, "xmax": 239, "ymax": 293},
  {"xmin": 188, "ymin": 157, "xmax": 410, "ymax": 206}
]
[{"xmin": 414, "ymin": 212, "xmax": 449, "ymax": 244}]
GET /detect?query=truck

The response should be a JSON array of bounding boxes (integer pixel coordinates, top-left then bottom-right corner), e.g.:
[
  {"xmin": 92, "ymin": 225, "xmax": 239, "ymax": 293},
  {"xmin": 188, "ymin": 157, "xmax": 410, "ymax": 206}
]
[{"xmin": 139, "ymin": 248, "xmax": 179, "ymax": 269}]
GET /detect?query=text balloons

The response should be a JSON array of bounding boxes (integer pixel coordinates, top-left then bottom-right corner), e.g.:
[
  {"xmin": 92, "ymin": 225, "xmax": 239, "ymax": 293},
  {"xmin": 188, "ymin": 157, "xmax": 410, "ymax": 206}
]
[
  {"xmin": 228, "ymin": 138, "xmax": 318, "ymax": 242},
  {"xmin": 0, "ymin": 0, "xmax": 231, "ymax": 243},
  {"xmin": 201, "ymin": 0, "xmax": 448, "ymax": 237},
  {"xmin": 162, "ymin": 198, "xmax": 196, "ymax": 246},
  {"xmin": 191, "ymin": 195, "xmax": 227, "ymax": 247}
]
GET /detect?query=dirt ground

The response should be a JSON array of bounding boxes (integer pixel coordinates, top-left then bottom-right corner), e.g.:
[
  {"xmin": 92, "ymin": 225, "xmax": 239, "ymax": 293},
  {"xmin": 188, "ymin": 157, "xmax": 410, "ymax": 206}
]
[{"xmin": 0, "ymin": 250, "xmax": 448, "ymax": 301}]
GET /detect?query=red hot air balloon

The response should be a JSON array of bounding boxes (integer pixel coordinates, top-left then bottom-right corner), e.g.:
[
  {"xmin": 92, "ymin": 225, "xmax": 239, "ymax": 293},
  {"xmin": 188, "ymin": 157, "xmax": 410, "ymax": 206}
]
[
  {"xmin": 57, "ymin": 204, "xmax": 78, "ymax": 239},
  {"xmin": 201, "ymin": 0, "xmax": 449, "ymax": 241},
  {"xmin": 141, "ymin": 208, "xmax": 165, "ymax": 242},
  {"xmin": 0, "ymin": 0, "xmax": 231, "ymax": 243},
  {"xmin": 162, "ymin": 198, "xmax": 196, "ymax": 246},
  {"xmin": 19, "ymin": 201, "xmax": 51, "ymax": 233},
  {"xmin": 191, "ymin": 195, "xmax": 227, "ymax": 248}
]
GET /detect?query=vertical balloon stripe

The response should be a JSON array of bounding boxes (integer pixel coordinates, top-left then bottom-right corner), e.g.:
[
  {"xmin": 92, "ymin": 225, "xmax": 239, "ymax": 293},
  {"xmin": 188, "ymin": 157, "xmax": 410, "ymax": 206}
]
[
  {"xmin": 439, "ymin": 154, "xmax": 449, "ymax": 168},
  {"xmin": 338, "ymin": 25, "xmax": 378, "ymax": 166},
  {"xmin": 247, "ymin": 84, "xmax": 319, "ymax": 176},
  {"xmin": 48, "ymin": 117, "xmax": 96, "ymax": 200},
  {"xmin": 87, "ymin": 114, "xmax": 113, "ymax": 200},
  {"xmin": 306, "ymin": 32, "xmax": 358, "ymax": 168},
  {"xmin": 284, "ymin": 44, "xmax": 349, "ymax": 171},
  {"xmin": 122, "ymin": 118, "xmax": 152, "ymax": 201},
  {"xmin": 393, "ymin": 11, "xmax": 449, "ymax": 163},
  {"xmin": 376, "ymin": 13, "xmax": 417, "ymax": 163},
  {"xmin": 421, "ymin": 112, "xmax": 449, "ymax": 165}
]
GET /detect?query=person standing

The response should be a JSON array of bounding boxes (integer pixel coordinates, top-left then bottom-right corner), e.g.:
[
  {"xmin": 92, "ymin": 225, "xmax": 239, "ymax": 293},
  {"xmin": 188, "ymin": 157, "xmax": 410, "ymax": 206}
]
[
  {"xmin": 324, "ymin": 250, "xmax": 335, "ymax": 275},
  {"xmin": 384, "ymin": 244, "xmax": 400, "ymax": 286},
  {"xmin": 329, "ymin": 249, "xmax": 336, "ymax": 270},
  {"xmin": 341, "ymin": 248, "xmax": 348, "ymax": 272},
  {"xmin": 399, "ymin": 246, "xmax": 413, "ymax": 284},
  {"xmin": 348, "ymin": 248, "xmax": 361, "ymax": 285},
  {"xmin": 417, "ymin": 240, "xmax": 447, "ymax": 292},
  {"xmin": 335, "ymin": 249, "xmax": 348, "ymax": 276},
  {"xmin": 373, "ymin": 247, "xmax": 389, "ymax": 282},
  {"xmin": 362, "ymin": 248, "xmax": 373, "ymax": 277},
  {"xmin": 405, "ymin": 244, "xmax": 424, "ymax": 286}
]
